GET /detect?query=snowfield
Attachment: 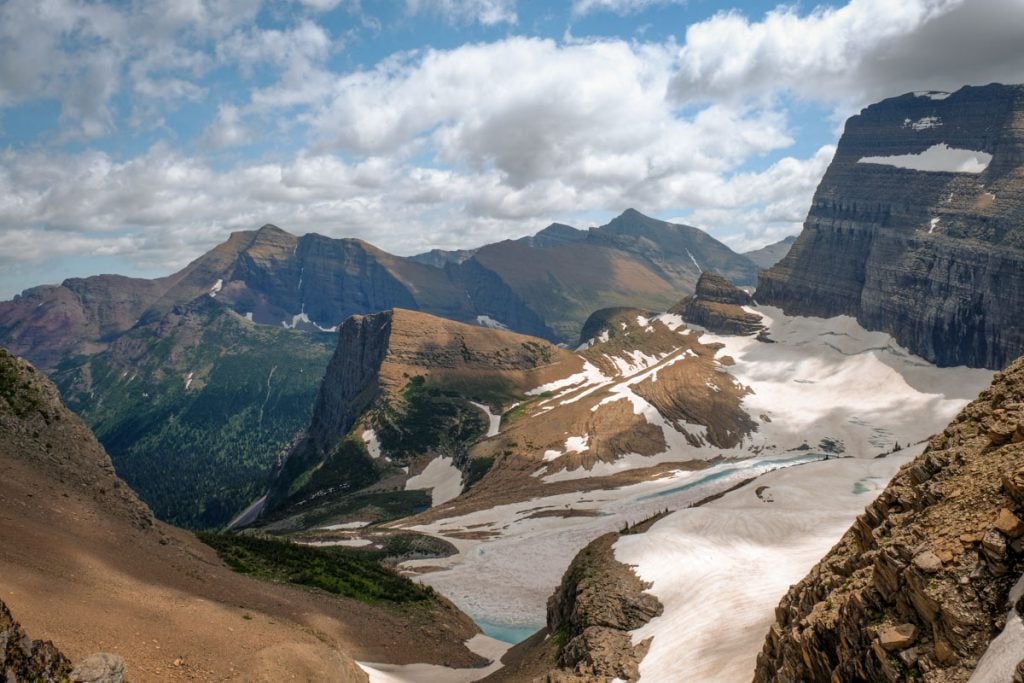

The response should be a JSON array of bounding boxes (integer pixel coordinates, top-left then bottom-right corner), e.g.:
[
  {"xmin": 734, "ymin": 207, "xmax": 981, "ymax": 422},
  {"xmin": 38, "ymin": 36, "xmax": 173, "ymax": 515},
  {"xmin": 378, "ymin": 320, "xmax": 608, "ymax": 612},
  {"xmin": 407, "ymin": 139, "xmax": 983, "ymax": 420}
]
[
  {"xmin": 393, "ymin": 308, "xmax": 991, "ymax": 680},
  {"xmin": 470, "ymin": 402, "xmax": 502, "ymax": 438},
  {"xmin": 615, "ymin": 453, "xmax": 915, "ymax": 682},
  {"xmin": 405, "ymin": 456, "xmax": 463, "ymax": 506}
]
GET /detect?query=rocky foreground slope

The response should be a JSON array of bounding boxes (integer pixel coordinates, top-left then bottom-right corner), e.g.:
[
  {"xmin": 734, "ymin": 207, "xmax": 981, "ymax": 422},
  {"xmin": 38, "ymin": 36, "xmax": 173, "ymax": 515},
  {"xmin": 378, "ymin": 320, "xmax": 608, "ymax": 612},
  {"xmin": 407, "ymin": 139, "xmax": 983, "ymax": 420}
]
[
  {"xmin": 0, "ymin": 347, "xmax": 494, "ymax": 681},
  {"xmin": 758, "ymin": 83, "xmax": 1024, "ymax": 370},
  {"xmin": 754, "ymin": 356, "xmax": 1024, "ymax": 682}
]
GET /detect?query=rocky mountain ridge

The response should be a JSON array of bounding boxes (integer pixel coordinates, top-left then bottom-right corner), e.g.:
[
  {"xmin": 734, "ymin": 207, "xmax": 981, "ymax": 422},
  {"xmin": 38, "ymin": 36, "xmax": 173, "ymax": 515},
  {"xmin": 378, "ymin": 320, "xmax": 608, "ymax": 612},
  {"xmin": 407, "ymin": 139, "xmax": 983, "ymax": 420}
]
[
  {"xmin": 758, "ymin": 82, "xmax": 1024, "ymax": 370},
  {"xmin": 262, "ymin": 308, "xmax": 581, "ymax": 524},
  {"xmin": 1, "ymin": 209, "xmax": 757, "ymax": 373}
]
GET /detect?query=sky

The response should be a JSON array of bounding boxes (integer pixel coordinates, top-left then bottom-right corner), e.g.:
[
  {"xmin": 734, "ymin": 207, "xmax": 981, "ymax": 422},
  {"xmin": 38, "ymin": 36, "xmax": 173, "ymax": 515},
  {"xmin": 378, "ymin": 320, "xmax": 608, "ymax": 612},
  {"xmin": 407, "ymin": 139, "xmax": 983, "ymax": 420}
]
[{"xmin": 1, "ymin": 0, "xmax": 1023, "ymax": 298}]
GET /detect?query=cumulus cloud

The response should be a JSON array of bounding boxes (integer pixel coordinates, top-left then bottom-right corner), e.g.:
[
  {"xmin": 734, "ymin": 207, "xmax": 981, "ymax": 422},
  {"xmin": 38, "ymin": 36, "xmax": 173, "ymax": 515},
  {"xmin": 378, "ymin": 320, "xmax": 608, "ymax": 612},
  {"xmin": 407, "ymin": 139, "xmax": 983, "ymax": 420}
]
[
  {"xmin": 310, "ymin": 38, "xmax": 791, "ymax": 187},
  {"xmin": 670, "ymin": 0, "xmax": 1024, "ymax": 111}
]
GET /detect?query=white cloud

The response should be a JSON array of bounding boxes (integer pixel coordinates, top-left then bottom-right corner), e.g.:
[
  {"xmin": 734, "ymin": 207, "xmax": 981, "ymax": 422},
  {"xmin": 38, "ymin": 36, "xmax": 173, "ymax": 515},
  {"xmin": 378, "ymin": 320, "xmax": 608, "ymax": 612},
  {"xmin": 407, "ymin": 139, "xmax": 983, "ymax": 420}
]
[
  {"xmin": 405, "ymin": 0, "xmax": 518, "ymax": 26},
  {"xmin": 311, "ymin": 38, "xmax": 791, "ymax": 189},
  {"xmin": 670, "ymin": 0, "xmax": 1024, "ymax": 111}
]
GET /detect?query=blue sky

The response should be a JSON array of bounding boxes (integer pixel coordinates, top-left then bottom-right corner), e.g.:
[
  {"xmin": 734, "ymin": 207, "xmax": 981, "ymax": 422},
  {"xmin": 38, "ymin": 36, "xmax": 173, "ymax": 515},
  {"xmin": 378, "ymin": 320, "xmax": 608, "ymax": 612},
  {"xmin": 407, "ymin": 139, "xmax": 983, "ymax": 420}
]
[{"xmin": 1, "ymin": 0, "xmax": 1022, "ymax": 298}]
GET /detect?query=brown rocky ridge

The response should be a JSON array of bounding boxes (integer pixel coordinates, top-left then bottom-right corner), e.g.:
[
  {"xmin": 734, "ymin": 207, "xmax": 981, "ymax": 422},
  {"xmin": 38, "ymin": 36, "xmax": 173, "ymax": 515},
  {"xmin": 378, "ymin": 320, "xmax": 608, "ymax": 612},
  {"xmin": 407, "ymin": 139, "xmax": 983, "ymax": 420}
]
[
  {"xmin": 262, "ymin": 307, "xmax": 582, "ymax": 522},
  {"xmin": 758, "ymin": 82, "xmax": 1024, "ymax": 369},
  {"xmin": 0, "ymin": 347, "xmax": 494, "ymax": 681},
  {"xmin": 754, "ymin": 354, "xmax": 1024, "ymax": 682},
  {"xmin": 743, "ymin": 235, "xmax": 797, "ymax": 270}
]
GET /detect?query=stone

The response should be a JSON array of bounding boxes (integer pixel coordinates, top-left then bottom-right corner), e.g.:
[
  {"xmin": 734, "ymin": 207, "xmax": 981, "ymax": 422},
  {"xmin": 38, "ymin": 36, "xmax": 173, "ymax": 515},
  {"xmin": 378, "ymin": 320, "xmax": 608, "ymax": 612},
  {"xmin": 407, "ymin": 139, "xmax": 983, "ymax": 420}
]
[
  {"xmin": 1004, "ymin": 468, "xmax": 1024, "ymax": 503},
  {"xmin": 70, "ymin": 653, "xmax": 126, "ymax": 683},
  {"xmin": 913, "ymin": 550, "xmax": 943, "ymax": 573},
  {"xmin": 878, "ymin": 624, "xmax": 918, "ymax": 651},
  {"xmin": 994, "ymin": 508, "xmax": 1024, "ymax": 539},
  {"xmin": 934, "ymin": 639, "xmax": 958, "ymax": 666}
]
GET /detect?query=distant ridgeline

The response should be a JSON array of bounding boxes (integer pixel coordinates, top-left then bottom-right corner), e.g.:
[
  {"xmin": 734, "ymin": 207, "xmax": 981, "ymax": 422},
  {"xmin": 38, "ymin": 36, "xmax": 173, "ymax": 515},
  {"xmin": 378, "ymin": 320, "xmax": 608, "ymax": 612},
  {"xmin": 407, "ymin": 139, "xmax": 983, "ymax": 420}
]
[
  {"xmin": 0, "ymin": 210, "xmax": 759, "ymax": 528},
  {"xmin": 758, "ymin": 83, "xmax": 1024, "ymax": 370}
]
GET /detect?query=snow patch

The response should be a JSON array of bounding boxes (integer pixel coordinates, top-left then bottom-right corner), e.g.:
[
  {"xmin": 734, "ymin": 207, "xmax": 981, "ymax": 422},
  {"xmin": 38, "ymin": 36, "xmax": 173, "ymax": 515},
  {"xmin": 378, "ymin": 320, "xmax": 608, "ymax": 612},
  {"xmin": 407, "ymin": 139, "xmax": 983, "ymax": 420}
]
[
  {"xmin": 929, "ymin": 217, "xmax": 940, "ymax": 233},
  {"xmin": 244, "ymin": 312, "xmax": 253, "ymax": 322},
  {"xmin": 301, "ymin": 538, "xmax": 373, "ymax": 548},
  {"xmin": 358, "ymin": 633, "xmax": 509, "ymax": 682},
  {"xmin": 914, "ymin": 90, "xmax": 950, "ymax": 100},
  {"xmin": 405, "ymin": 457, "xmax": 463, "ymax": 506},
  {"xmin": 858, "ymin": 143, "xmax": 992, "ymax": 174},
  {"xmin": 209, "ymin": 279, "xmax": 223, "ymax": 297},
  {"xmin": 184, "ymin": 372, "xmax": 194, "ymax": 390},
  {"xmin": 470, "ymin": 402, "xmax": 502, "ymax": 437},
  {"xmin": 686, "ymin": 249, "xmax": 702, "ymax": 272},
  {"xmin": 616, "ymin": 455, "xmax": 915, "ymax": 682},
  {"xmin": 475, "ymin": 315, "xmax": 509, "ymax": 330},
  {"xmin": 970, "ymin": 573, "xmax": 1024, "ymax": 682},
  {"xmin": 903, "ymin": 116, "xmax": 942, "ymax": 131},
  {"xmin": 320, "ymin": 521, "xmax": 370, "ymax": 530},
  {"xmin": 526, "ymin": 361, "xmax": 608, "ymax": 397},
  {"xmin": 362, "ymin": 429, "xmax": 382, "ymax": 459}
]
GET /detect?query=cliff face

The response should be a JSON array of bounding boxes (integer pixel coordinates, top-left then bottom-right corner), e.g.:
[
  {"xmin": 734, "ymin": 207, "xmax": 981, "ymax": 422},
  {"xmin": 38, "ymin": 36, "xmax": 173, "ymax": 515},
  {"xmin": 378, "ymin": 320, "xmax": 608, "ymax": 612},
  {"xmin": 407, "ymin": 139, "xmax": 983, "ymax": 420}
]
[
  {"xmin": 754, "ymin": 356, "xmax": 1024, "ymax": 682},
  {"xmin": 266, "ymin": 309, "xmax": 580, "ymax": 516},
  {"xmin": 757, "ymin": 83, "xmax": 1024, "ymax": 370}
]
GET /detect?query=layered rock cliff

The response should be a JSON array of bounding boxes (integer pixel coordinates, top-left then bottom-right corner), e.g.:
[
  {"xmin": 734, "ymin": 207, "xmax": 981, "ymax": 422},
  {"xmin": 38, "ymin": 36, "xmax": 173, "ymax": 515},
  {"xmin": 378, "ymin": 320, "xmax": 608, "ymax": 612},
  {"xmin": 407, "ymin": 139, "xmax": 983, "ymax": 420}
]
[
  {"xmin": 758, "ymin": 83, "xmax": 1024, "ymax": 370},
  {"xmin": 754, "ymin": 356, "xmax": 1024, "ymax": 682},
  {"xmin": 671, "ymin": 271, "xmax": 765, "ymax": 336}
]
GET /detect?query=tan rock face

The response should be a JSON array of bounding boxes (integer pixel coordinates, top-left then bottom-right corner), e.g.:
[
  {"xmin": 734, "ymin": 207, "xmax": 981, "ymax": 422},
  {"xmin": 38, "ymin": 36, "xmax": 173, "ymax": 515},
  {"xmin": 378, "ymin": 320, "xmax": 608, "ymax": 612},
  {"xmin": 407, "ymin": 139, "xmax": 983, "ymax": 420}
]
[{"xmin": 754, "ymin": 356, "xmax": 1024, "ymax": 683}]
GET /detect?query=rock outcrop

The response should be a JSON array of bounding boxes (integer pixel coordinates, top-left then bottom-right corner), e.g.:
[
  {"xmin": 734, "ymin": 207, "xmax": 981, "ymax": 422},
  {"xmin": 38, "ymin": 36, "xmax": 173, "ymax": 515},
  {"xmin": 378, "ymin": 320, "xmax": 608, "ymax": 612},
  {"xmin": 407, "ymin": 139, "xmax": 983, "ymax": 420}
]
[
  {"xmin": 671, "ymin": 271, "xmax": 765, "ymax": 336},
  {"xmin": 483, "ymin": 532, "xmax": 663, "ymax": 683},
  {"xmin": 754, "ymin": 356, "xmax": 1024, "ymax": 682},
  {"xmin": 757, "ymin": 83, "xmax": 1024, "ymax": 370},
  {"xmin": 1, "ymin": 598, "xmax": 73, "ymax": 682}
]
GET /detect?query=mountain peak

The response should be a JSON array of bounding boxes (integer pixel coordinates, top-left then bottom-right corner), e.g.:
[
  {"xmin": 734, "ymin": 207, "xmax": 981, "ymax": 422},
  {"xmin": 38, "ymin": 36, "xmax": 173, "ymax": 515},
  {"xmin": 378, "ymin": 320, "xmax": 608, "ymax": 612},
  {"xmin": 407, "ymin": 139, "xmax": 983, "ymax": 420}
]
[{"xmin": 256, "ymin": 223, "xmax": 289, "ymax": 235}]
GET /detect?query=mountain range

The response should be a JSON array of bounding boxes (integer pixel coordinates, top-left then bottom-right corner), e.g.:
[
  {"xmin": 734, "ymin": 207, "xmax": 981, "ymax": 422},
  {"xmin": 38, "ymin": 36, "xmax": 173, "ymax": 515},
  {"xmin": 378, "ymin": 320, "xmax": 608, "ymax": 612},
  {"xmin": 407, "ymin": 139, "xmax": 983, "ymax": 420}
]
[
  {"xmin": 0, "ymin": 209, "xmax": 762, "ymax": 528},
  {"xmin": 2, "ymin": 82, "xmax": 1024, "ymax": 683}
]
